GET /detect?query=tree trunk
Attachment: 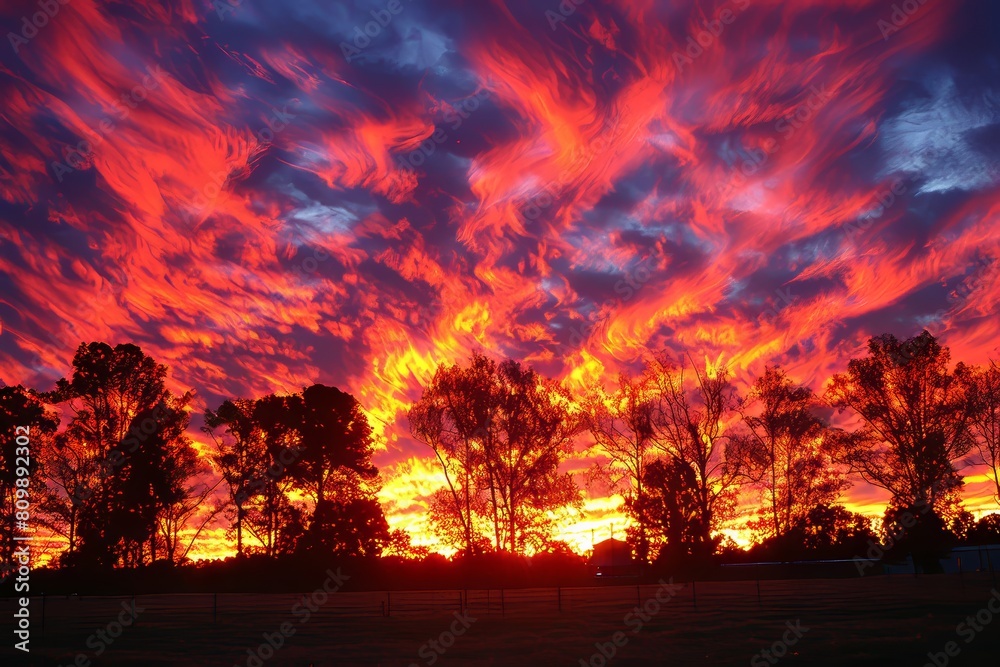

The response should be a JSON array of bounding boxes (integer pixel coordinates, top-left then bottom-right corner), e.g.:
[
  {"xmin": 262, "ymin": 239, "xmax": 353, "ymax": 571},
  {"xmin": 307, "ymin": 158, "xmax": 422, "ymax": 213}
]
[{"xmin": 236, "ymin": 504, "xmax": 244, "ymax": 557}]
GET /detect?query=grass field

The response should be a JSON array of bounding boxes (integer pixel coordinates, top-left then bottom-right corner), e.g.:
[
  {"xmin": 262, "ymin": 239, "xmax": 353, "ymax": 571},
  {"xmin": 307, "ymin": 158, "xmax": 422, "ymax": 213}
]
[{"xmin": 4, "ymin": 574, "xmax": 1000, "ymax": 666}]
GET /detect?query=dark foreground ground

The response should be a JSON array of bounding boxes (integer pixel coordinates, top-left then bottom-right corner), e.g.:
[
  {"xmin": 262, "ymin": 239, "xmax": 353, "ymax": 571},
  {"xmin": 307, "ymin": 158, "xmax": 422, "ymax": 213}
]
[{"xmin": 3, "ymin": 574, "xmax": 999, "ymax": 666}]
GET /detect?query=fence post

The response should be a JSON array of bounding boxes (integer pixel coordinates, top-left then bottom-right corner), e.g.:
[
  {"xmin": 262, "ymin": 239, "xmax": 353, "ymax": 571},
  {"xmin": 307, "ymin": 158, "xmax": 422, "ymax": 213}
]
[
  {"xmin": 557, "ymin": 586, "xmax": 561, "ymax": 612},
  {"xmin": 691, "ymin": 580, "xmax": 697, "ymax": 608},
  {"xmin": 501, "ymin": 588, "xmax": 505, "ymax": 616},
  {"xmin": 458, "ymin": 591, "xmax": 463, "ymax": 612},
  {"xmin": 387, "ymin": 591, "xmax": 391, "ymax": 617},
  {"xmin": 636, "ymin": 584, "xmax": 640, "ymax": 607},
  {"xmin": 131, "ymin": 595, "xmax": 136, "ymax": 623},
  {"xmin": 487, "ymin": 589, "xmax": 490, "ymax": 616}
]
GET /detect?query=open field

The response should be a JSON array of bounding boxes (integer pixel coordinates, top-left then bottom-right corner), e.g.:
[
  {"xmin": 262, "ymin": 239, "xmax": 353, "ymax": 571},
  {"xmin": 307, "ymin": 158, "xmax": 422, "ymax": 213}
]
[{"xmin": 4, "ymin": 574, "xmax": 1000, "ymax": 666}]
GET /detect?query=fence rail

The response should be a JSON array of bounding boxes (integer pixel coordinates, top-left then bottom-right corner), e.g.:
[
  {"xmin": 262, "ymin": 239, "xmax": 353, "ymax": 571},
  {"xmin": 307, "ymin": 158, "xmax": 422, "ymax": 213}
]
[{"xmin": 3, "ymin": 572, "xmax": 998, "ymax": 632}]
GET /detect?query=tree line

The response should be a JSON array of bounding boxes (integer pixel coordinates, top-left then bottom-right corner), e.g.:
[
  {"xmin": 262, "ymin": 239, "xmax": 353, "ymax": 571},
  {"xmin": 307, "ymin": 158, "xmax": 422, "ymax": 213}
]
[
  {"xmin": 2, "ymin": 331, "xmax": 999, "ymax": 571},
  {"xmin": 1, "ymin": 342, "xmax": 412, "ymax": 569},
  {"xmin": 408, "ymin": 331, "xmax": 1000, "ymax": 569}
]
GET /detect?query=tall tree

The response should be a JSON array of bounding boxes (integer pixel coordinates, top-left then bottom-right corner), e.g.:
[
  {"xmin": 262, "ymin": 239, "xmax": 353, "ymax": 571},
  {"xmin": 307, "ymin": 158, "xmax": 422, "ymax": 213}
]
[
  {"xmin": 956, "ymin": 360, "xmax": 1000, "ymax": 507},
  {"xmin": 409, "ymin": 353, "xmax": 496, "ymax": 556},
  {"xmin": 645, "ymin": 354, "xmax": 743, "ymax": 557},
  {"xmin": 484, "ymin": 358, "xmax": 581, "ymax": 554},
  {"xmin": 409, "ymin": 353, "xmax": 581, "ymax": 555},
  {"xmin": 242, "ymin": 470, "xmax": 305, "ymax": 558},
  {"xmin": 154, "ymin": 434, "xmax": 222, "ymax": 566},
  {"xmin": 635, "ymin": 457, "xmax": 710, "ymax": 566},
  {"xmin": 204, "ymin": 398, "xmax": 269, "ymax": 557},
  {"xmin": 825, "ymin": 331, "xmax": 974, "ymax": 518},
  {"xmin": 42, "ymin": 342, "xmax": 198, "ymax": 567},
  {"xmin": 586, "ymin": 372, "xmax": 657, "ymax": 562},
  {"xmin": 156, "ymin": 475, "xmax": 222, "ymax": 565},
  {"xmin": 257, "ymin": 385, "xmax": 388, "ymax": 556},
  {"xmin": 72, "ymin": 396, "xmax": 196, "ymax": 567},
  {"xmin": 732, "ymin": 366, "xmax": 847, "ymax": 540},
  {"xmin": 0, "ymin": 386, "xmax": 59, "ymax": 564},
  {"xmin": 38, "ymin": 424, "xmax": 94, "ymax": 558}
]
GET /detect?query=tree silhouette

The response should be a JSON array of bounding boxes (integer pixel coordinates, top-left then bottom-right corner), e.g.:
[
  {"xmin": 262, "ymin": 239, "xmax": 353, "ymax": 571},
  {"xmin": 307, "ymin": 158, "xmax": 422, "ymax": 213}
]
[
  {"xmin": 826, "ymin": 331, "xmax": 973, "ymax": 519},
  {"xmin": 965, "ymin": 513, "xmax": 1000, "ymax": 544},
  {"xmin": 409, "ymin": 354, "xmax": 493, "ymax": 556},
  {"xmin": 489, "ymin": 360, "xmax": 582, "ymax": 554},
  {"xmin": 204, "ymin": 398, "xmax": 271, "ymax": 557},
  {"xmin": 644, "ymin": 354, "xmax": 743, "ymax": 558},
  {"xmin": 13, "ymin": 332, "xmax": 990, "ymax": 571},
  {"xmin": 37, "ymin": 422, "xmax": 93, "ymax": 558},
  {"xmin": 0, "ymin": 386, "xmax": 59, "ymax": 564},
  {"xmin": 156, "ymin": 472, "xmax": 222, "ymax": 565},
  {"xmin": 42, "ymin": 342, "xmax": 198, "ymax": 567},
  {"xmin": 585, "ymin": 372, "xmax": 657, "ymax": 563},
  {"xmin": 409, "ymin": 353, "xmax": 581, "ymax": 555},
  {"xmin": 243, "ymin": 483, "xmax": 305, "ymax": 557},
  {"xmin": 75, "ymin": 397, "xmax": 197, "ymax": 567},
  {"xmin": 256, "ymin": 384, "xmax": 388, "ymax": 556},
  {"xmin": 795, "ymin": 504, "xmax": 875, "ymax": 553},
  {"xmin": 635, "ymin": 457, "xmax": 711, "ymax": 568},
  {"xmin": 956, "ymin": 360, "xmax": 1000, "ymax": 507},
  {"xmin": 425, "ymin": 488, "xmax": 492, "ymax": 556},
  {"xmin": 383, "ymin": 528, "xmax": 431, "ymax": 559},
  {"xmin": 747, "ymin": 503, "xmax": 876, "ymax": 561},
  {"xmin": 732, "ymin": 366, "xmax": 847, "ymax": 541}
]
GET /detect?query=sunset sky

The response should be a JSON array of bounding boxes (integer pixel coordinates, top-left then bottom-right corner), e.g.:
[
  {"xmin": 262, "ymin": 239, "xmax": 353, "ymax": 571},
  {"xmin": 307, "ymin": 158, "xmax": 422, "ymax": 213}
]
[{"xmin": 1, "ymin": 0, "xmax": 999, "ymax": 559}]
